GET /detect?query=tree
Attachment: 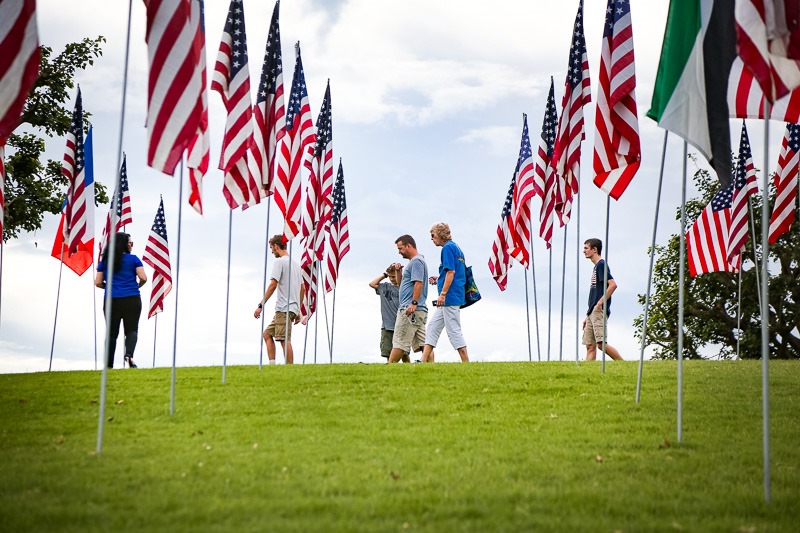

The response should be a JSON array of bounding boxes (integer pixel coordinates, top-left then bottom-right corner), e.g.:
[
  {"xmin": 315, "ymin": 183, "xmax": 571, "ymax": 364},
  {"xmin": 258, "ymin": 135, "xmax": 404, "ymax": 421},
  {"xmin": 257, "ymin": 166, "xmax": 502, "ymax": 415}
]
[
  {"xmin": 634, "ymin": 156, "xmax": 800, "ymax": 360},
  {"xmin": 2, "ymin": 37, "xmax": 108, "ymax": 242}
]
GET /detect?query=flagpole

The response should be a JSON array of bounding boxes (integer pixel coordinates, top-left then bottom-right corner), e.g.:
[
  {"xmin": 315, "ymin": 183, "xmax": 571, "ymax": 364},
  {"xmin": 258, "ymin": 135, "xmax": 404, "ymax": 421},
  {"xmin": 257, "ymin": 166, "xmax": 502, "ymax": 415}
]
[
  {"xmin": 677, "ymin": 140, "xmax": 688, "ymax": 444},
  {"xmin": 97, "ymin": 0, "xmax": 133, "ymax": 454},
  {"xmin": 736, "ymin": 267, "xmax": 742, "ymax": 360},
  {"xmin": 576, "ymin": 172, "xmax": 581, "ymax": 365},
  {"xmin": 49, "ymin": 250, "xmax": 65, "ymax": 371},
  {"xmin": 523, "ymin": 269, "xmax": 532, "ymax": 362},
  {"xmin": 559, "ymin": 225, "xmax": 568, "ymax": 361},
  {"xmin": 530, "ymin": 236, "xmax": 541, "ymax": 362},
  {"xmin": 760, "ymin": 105, "xmax": 772, "ymax": 503},
  {"xmin": 313, "ymin": 259, "xmax": 321, "ymax": 364},
  {"xmin": 222, "ymin": 209, "xmax": 233, "ymax": 383},
  {"xmin": 170, "ymin": 161, "xmax": 185, "ymax": 416},
  {"xmin": 302, "ymin": 299, "xmax": 310, "ymax": 364},
  {"xmin": 747, "ymin": 199, "xmax": 763, "ymax": 315},
  {"xmin": 259, "ymin": 200, "xmax": 271, "ymax": 369},
  {"xmin": 602, "ymin": 196, "xmax": 610, "ymax": 374},
  {"xmin": 637, "ymin": 131, "xmax": 668, "ymax": 403},
  {"xmin": 322, "ymin": 286, "xmax": 332, "ymax": 362},
  {"xmin": 547, "ymin": 248, "xmax": 552, "ymax": 361},
  {"xmin": 91, "ymin": 265, "xmax": 98, "ymax": 370},
  {"xmin": 152, "ymin": 314, "xmax": 158, "ymax": 367},
  {"xmin": 330, "ymin": 287, "xmax": 337, "ymax": 363}
]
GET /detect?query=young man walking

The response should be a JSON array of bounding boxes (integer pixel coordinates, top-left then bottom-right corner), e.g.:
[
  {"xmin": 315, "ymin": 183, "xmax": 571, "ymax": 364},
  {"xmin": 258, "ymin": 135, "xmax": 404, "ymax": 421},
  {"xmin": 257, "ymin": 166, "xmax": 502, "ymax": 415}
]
[
  {"xmin": 582, "ymin": 238, "xmax": 623, "ymax": 361},
  {"xmin": 254, "ymin": 235, "xmax": 305, "ymax": 364}
]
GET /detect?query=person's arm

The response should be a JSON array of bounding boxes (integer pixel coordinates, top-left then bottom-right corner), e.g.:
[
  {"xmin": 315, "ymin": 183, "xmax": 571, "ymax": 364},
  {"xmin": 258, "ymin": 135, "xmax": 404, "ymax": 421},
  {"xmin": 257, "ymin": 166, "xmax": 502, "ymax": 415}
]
[
  {"xmin": 136, "ymin": 266, "xmax": 147, "ymax": 288},
  {"xmin": 294, "ymin": 284, "xmax": 306, "ymax": 324},
  {"xmin": 369, "ymin": 272, "xmax": 388, "ymax": 290},
  {"xmin": 406, "ymin": 280, "xmax": 423, "ymax": 316},
  {"xmin": 593, "ymin": 278, "xmax": 617, "ymax": 313},
  {"xmin": 436, "ymin": 270, "xmax": 455, "ymax": 306},
  {"xmin": 95, "ymin": 271, "xmax": 105, "ymax": 289},
  {"xmin": 254, "ymin": 279, "xmax": 279, "ymax": 318}
]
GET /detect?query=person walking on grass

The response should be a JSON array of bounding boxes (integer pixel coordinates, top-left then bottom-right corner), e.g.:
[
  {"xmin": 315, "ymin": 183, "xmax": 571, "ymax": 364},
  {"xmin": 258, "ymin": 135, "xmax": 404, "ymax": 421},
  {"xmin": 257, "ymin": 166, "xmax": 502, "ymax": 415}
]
[
  {"xmin": 369, "ymin": 262, "xmax": 408, "ymax": 362},
  {"xmin": 582, "ymin": 238, "xmax": 622, "ymax": 361},
  {"xmin": 388, "ymin": 235, "xmax": 429, "ymax": 363},
  {"xmin": 95, "ymin": 232, "xmax": 147, "ymax": 369},
  {"xmin": 254, "ymin": 235, "xmax": 305, "ymax": 364},
  {"xmin": 420, "ymin": 222, "xmax": 469, "ymax": 363}
]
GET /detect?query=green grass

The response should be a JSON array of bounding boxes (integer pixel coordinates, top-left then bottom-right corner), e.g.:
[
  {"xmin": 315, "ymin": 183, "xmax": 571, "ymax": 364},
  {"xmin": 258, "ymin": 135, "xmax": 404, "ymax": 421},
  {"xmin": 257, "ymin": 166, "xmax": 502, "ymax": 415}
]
[{"xmin": 1, "ymin": 361, "xmax": 798, "ymax": 532}]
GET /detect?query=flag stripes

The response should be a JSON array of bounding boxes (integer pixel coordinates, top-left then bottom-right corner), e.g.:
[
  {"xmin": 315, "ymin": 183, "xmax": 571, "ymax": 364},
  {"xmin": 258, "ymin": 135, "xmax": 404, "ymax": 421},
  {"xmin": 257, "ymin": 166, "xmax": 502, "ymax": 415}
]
[
  {"xmin": 769, "ymin": 123, "xmax": 800, "ymax": 244},
  {"xmin": 323, "ymin": 160, "xmax": 349, "ymax": 292},
  {"xmin": 142, "ymin": 198, "xmax": 173, "ymax": 318},
  {"xmin": 727, "ymin": 122, "xmax": 759, "ymax": 267},
  {"xmin": 537, "ymin": 79, "xmax": 558, "ymax": 249},
  {"xmin": 0, "ymin": 0, "xmax": 39, "ymax": 139}
]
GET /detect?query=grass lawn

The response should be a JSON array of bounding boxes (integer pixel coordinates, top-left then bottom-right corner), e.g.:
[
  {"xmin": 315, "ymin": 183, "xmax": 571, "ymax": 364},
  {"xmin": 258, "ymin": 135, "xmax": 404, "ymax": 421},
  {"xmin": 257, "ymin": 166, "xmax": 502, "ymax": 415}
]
[{"xmin": 1, "ymin": 360, "xmax": 798, "ymax": 532}]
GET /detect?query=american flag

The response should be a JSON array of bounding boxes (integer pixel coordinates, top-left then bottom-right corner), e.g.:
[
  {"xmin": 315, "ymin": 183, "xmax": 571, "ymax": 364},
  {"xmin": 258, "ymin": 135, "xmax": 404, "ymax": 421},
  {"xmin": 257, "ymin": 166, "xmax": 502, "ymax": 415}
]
[
  {"xmin": 592, "ymin": 0, "xmax": 640, "ymax": 199},
  {"xmin": 186, "ymin": 0, "xmax": 209, "ymax": 214},
  {"xmin": 488, "ymin": 174, "xmax": 516, "ymax": 291},
  {"xmin": 143, "ymin": 0, "xmax": 206, "ymax": 201},
  {"xmin": 687, "ymin": 182, "xmax": 737, "ymax": 277},
  {"xmin": 727, "ymin": 122, "xmax": 759, "ymax": 268},
  {"xmin": 62, "ymin": 89, "xmax": 90, "ymax": 255},
  {"xmin": 100, "ymin": 155, "xmax": 133, "ymax": 256},
  {"xmin": 769, "ymin": 122, "xmax": 800, "ymax": 244},
  {"xmin": 736, "ymin": 0, "xmax": 800, "ymax": 103},
  {"xmin": 212, "ymin": 0, "xmax": 254, "ymax": 210},
  {"xmin": 537, "ymin": 79, "xmax": 558, "ymax": 249},
  {"xmin": 275, "ymin": 42, "xmax": 315, "ymax": 242},
  {"xmin": 142, "ymin": 197, "xmax": 173, "ymax": 318},
  {"xmin": 552, "ymin": 0, "xmax": 591, "ymax": 225},
  {"xmin": 0, "ymin": 0, "xmax": 39, "ymax": 140},
  {"xmin": 302, "ymin": 81, "xmax": 333, "ymax": 262},
  {"xmin": 249, "ymin": 0, "xmax": 284, "ymax": 194},
  {"xmin": 323, "ymin": 159, "xmax": 349, "ymax": 292},
  {"xmin": 508, "ymin": 114, "xmax": 535, "ymax": 268},
  {"xmin": 728, "ymin": 56, "xmax": 800, "ymax": 122}
]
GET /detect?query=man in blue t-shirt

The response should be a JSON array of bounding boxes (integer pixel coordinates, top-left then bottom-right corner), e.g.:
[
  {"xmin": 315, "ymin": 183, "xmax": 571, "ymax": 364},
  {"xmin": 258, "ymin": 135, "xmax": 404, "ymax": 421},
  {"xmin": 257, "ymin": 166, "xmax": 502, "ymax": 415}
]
[
  {"xmin": 420, "ymin": 222, "xmax": 469, "ymax": 363},
  {"xmin": 582, "ymin": 238, "xmax": 622, "ymax": 361},
  {"xmin": 388, "ymin": 235, "xmax": 429, "ymax": 363}
]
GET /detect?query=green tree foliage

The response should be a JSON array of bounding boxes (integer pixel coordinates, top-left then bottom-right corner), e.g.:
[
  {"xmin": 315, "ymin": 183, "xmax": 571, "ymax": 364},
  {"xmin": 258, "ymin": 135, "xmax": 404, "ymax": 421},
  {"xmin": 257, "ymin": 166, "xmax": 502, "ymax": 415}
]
[
  {"xmin": 634, "ymin": 156, "xmax": 800, "ymax": 360},
  {"xmin": 2, "ymin": 37, "xmax": 108, "ymax": 242}
]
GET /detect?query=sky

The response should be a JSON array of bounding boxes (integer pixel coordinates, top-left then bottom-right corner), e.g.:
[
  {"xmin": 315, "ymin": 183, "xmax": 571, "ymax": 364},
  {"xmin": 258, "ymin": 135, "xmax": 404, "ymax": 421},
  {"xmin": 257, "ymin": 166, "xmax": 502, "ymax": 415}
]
[{"xmin": 0, "ymin": 0, "xmax": 786, "ymax": 373}]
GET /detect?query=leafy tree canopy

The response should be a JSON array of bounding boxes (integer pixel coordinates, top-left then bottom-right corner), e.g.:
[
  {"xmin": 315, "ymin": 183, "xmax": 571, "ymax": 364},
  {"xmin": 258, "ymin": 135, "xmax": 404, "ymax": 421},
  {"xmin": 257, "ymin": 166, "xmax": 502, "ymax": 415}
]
[
  {"xmin": 3, "ymin": 36, "xmax": 108, "ymax": 242},
  {"xmin": 634, "ymin": 156, "xmax": 799, "ymax": 360}
]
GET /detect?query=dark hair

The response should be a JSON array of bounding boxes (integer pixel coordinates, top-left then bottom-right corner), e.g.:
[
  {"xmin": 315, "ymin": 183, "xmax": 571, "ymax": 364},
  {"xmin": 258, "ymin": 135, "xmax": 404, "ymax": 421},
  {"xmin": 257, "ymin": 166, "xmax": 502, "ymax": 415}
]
[
  {"xmin": 584, "ymin": 238, "xmax": 602, "ymax": 255},
  {"xmin": 269, "ymin": 234, "xmax": 287, "ymax": 249},
  {"xmin": 395, "ymin": 234, "xmax": 416, "ymax": 248},
  {"xmin": 101, "ymin": 232, "xmax": 131, "ymax": 273}
]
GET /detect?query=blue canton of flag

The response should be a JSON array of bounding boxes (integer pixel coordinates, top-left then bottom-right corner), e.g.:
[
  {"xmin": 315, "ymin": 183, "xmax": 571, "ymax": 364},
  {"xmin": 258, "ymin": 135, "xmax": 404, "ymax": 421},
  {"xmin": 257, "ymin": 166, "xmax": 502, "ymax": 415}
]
[
  {"xmin": 114, "ymin": 157, "xmax": 130, "ymax": 219},
  {"xmin": 285, "ymin": 45, "xmax": 308, "ymax": 131},
  {"xmin": 226, "ymin": 0, "xmax": 247, "ymax": 78},
  {"xmin": 789, "ymin": 123, "xmax": 800, "ymax": 151},
  {"xmin": 711, "ymin": 183, "xmax": 734, "ymax": 212},
  {"xmin": 568, "ymin": 2, "xmax": 588, "ymax": 91},
  {"xmin": 543, "ymin": 86, "xmax": 557, "ymax": 158},
  {"xmin": 257, "ymin": 1, "xmax": 282, "ymax": 103},
  {"xmin": 604, "ymin": 0, "xmax": 631, "ymax": 38}
]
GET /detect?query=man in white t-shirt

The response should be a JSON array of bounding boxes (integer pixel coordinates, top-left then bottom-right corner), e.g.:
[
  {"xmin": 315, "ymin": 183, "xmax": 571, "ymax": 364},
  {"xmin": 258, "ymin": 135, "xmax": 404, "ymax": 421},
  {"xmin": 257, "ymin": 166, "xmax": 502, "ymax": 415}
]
[{"xmin": 254, "ymin": 235, "xmax": 305, "ymax": 364}]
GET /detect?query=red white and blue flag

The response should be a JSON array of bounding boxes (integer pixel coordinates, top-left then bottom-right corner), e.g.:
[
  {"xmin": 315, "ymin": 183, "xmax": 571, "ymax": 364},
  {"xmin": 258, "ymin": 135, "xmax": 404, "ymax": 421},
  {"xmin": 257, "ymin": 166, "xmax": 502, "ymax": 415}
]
[
  {"xmin": 593, "ymin": 0, "xmax": 640, "ymax": 199},
  {"xmin": 769, "ymin": 122, "xmax": 800, "ymax": 243},
  {"xmin": 489, "ymin": 173, "xmax": 517, "ymax": 291},
  {"xmin": 508, "ymin": 114, "xmax": 536, "ymax": 268},
  {"xmin": 323, "ymin": 159, "xmax": 349, "ymax": 292},
  {"xmin": 537, "ymin": 79, "xmax": 558, "ymax": 249},
  {"xmin": 275, "ymin": 42, "xmax": 315, "ymax": 241},
  {"xmin": 100, "ymin": 154, "xmax": 133, "ymax": 256},
  {"xmin": 142, "ymin": 197, "xmax": 173, "ymax": 318},
  {"xmin": 727, "ymin": 122, "xmax": 759, "ymax": 268}
]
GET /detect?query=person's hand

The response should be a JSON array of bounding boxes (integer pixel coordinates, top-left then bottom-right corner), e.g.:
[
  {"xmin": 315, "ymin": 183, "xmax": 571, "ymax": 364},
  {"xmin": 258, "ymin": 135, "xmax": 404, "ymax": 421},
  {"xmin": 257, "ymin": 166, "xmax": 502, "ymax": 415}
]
[
  {"xmin": 429, "ymin": 276, "xmax": 438, "ymax": 285},
  {"xmin": 594, "ymin": 302, "xmax": 602, "ymax": 313},
  {"xmin": 294, "ymin": 315, "xmax": 301, "ymax": 325},
  {"xmin": 582, "ymin": 318, "xmax": 586, "ymax": 329},
  {"xmin": 254, "ymin": 307, "xmax": 262, "ymax": 319},
  {"xmin": 405, "ymin": 303, "xmax": 416, "ymax": 316},
  {"xmin": 436, "ymin": 293, "xmax": 446, "ymax": 306}
]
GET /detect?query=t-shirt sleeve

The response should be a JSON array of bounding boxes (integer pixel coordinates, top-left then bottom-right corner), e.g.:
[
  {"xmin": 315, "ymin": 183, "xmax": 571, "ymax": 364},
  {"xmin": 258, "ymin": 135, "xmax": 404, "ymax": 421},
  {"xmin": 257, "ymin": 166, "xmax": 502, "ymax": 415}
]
[
  {"xmin": 270, "ymin": 259, "xmax": 283, "ymax": 283},
  {"xmin": 442, "ymin": 243, "xmax": 457, "ymax": 272},
  {"xmin": 132, "ymin": 255, "xmax": 144, "ymax": 268},
  {"xmin": 603, "ymin": 261, "xmax": 613, "ymax": 281},
  {"xmin": 409, "ymin": 258, "xmax": 425, "ymax": 283}
]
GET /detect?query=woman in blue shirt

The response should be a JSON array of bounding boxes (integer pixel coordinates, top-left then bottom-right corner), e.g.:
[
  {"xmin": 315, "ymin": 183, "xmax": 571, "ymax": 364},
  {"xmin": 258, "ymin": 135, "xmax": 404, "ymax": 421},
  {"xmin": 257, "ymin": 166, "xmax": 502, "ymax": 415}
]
[{"xmin": 95, "ymin": 232, "xmax": 147, "ymax": 368}]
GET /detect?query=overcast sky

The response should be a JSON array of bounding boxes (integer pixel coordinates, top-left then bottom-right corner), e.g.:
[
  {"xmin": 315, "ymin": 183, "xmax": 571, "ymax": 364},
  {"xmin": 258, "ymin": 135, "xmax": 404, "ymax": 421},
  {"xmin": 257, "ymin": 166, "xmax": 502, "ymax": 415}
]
[{"xmin": 1, "ymin": 0, "xmax": 785, "ymax": 373}]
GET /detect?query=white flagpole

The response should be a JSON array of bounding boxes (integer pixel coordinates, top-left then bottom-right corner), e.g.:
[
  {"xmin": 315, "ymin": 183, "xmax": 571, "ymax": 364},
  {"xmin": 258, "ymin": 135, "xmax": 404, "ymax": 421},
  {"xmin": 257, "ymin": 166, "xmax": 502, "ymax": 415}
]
[
  {"xmin": 736, "ymin": 267, "xmax": 742, "ymax": 360},
  {"xmin": 286, "ymin": 240, "xmax": 293, "ymax": 362},
  {"xmin": 91, "ymin": 264, "xmax": 98, "ymax": 370},
  {"xmin": 637, "ymin": 131, "xmax": 668, "ymax": 403},
  {"xmin": 559, "ymin": 225, "xmax": 568, "ymax": 361},
  {"xmin": 523, "ymin": 270, "xmax": 532, "ymax": 362},
  {"xmin": 97, "ymin": 0, "xmax": 133, "ymax": 454},
  {"xmin": 529, "ymin": 237, "xmax": 542, "ymax": 362},
  {"xmin": 222, "ymin": 209, "xmax": 233, "ymax": 383},
  {"xmin": 760, "ymin": 105, "xmax": 772, "ymax": 502},
  {"xmin": 329, "ymin": 287, "xmax": 337, "ymax": 363},
  {"xmin": 170, "ymin": 161, "xmax": 185, "ymax": 415},
  {"xmin": 322, "ymin": 286, "xmax": 333, "ymax": 361},
  {"xmin": 677, "ymin": 140, "xmax": 688, "ymax": 444},
  {"xmin": 259, "ymin": 200, "xmax": 271, "ymax": 369},
  {"xmin": 314, "ymin": 261, "xmax": 320, "ymax": 364},
  {"xmin": 152, "ymin": 314, "xmax": 158, "ymax": 367},
  {"xmin": 547, "ymin": 248, "xmax": 552, "ymax": 361},
  {"xmin": 602, "ymin": 196, "xmax": 610, "ymax": 374},
  {"xmin": 576, "ymin": 172, "xmax": 581, "ymax": 365},
  {"xmin": 49, "ymin": 250, "xmax": 65, "ymax": 371}
]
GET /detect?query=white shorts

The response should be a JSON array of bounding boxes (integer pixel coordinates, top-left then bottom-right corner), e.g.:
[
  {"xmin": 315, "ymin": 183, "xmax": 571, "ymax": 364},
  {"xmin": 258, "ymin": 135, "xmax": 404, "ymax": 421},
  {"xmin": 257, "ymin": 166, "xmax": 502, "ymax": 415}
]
[{"xmin": 424, "ymin": 306, "xmax": 466, "ymax": 350}]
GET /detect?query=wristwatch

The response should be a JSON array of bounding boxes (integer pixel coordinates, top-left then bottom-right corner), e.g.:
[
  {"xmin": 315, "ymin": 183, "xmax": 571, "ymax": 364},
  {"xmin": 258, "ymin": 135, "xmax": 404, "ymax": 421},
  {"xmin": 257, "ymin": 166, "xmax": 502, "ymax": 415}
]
[{"xmin": 411, "ymin": 300, "xmax": 418, "ymax": 305}]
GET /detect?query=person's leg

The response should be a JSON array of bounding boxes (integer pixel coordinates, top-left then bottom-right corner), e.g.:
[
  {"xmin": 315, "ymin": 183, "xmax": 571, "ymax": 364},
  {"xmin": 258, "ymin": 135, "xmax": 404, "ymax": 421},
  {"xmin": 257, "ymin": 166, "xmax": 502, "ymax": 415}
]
[
  {"xmin": 105, "ymin": 299, "xmax": 123, "ymax": 368},
  {"xmin": 264, "ymin": 331, "xmax": 277, "ymax": 362},
  {"xmin": 586, "ymin": 344, "xmax": 597, "ymax": 361},
  {"xmin": 389, "ymin": 310, "xmax": 412, "ymax": 363},
  {"xmin": 121, "ymin": 296, "xmax": 142, "ymax": 367},
  {"xmin": 283, "ymin": 340, "xmax": 294, "ymax": 364},
  {"xmin": 380, "ymin": 329, "xmax": 392, "ymax": 361},
  {"xmin": 422, "ymin": 308, "xmax": 444, "ymax": 362},
  {"xmin": 583, "ymin": 311, "xmax": 600, "ymax": 361},
  {"xmin": 442, "ymin": 307, "xmax": 468, "ymax": 362},
  {"xmin": 597, "ymin": 342, "xmax": 623, "ymax": 360}
]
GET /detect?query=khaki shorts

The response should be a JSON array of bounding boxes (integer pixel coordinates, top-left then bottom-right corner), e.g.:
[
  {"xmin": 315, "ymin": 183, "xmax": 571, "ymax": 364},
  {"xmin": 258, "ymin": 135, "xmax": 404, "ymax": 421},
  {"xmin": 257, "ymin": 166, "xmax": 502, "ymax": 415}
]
[
  {"xmin": 392, "ymin": 308, "xmax": 427, "ymax": 353},
  {"xmin": 582, "ymin": 309, "xmax": 608, "ymax": 346},
  {"xmin": 265, "ymin": 311, "xmax": 297, "ymax": 342}
]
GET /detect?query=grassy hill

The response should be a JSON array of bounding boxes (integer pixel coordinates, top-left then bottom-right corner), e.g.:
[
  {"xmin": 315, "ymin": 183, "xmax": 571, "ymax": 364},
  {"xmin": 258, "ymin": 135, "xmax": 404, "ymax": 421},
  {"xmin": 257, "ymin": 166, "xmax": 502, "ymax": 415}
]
[{"xmin": 1, "ymin": 360, "xmax": 798, "ymax": 532}]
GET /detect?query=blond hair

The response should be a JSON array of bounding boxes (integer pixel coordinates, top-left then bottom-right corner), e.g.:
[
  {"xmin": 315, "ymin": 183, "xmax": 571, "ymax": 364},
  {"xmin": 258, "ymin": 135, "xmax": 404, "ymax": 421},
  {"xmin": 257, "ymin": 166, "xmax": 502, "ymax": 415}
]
[{"xmin": 430, "ymin": 222, "xmax": 451, "ymax": 241}]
